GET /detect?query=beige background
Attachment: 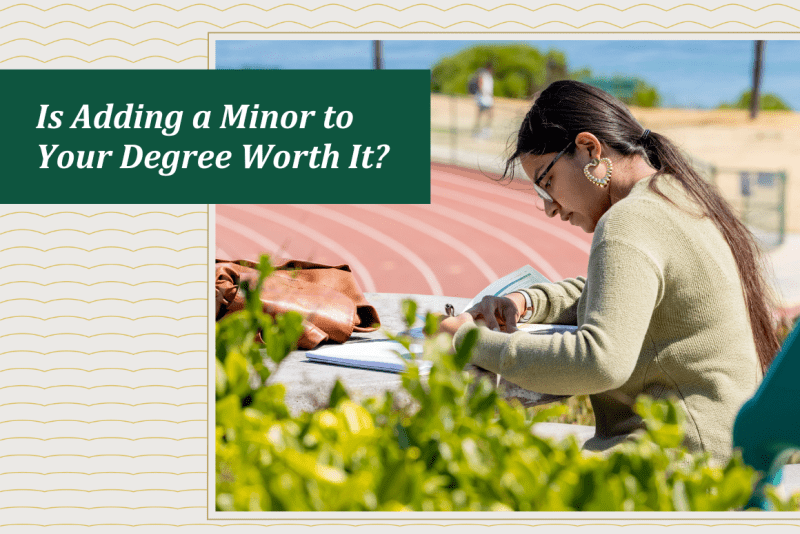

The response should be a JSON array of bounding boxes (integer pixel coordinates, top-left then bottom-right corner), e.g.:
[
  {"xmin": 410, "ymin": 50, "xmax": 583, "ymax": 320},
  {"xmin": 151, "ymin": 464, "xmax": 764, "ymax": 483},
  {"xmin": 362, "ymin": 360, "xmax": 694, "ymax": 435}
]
[{"xmin": 2, "ymin": 0, "xmax": 800, "ymax": 530}]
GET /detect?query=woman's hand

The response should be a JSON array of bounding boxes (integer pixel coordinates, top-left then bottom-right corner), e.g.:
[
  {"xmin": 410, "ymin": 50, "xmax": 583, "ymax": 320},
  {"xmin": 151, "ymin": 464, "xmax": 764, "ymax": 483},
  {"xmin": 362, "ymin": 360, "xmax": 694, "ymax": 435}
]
[
  {"xmin": 438, "ymin": 312, "xmax": 475, "ymax": 335},
  {"xmin": 466, "ymin": 294, "xmax": 526, "ymax": 333}
]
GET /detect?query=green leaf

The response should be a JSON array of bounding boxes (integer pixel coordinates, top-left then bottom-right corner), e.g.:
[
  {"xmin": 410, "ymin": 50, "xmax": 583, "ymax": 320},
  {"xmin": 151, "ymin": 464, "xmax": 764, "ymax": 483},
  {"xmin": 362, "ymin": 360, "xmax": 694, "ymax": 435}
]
[
  {"xmin": 454, "ymin": 327, "xmax": 479, "ymax": 369},
  {"xmin": 401, "ymin": 299, "xmax": 418, "ymax": 329},
  {"xmin": 224, "ymin": 351, "xmax": 251, "ymax": 398},
  {"xmin": 328, "ymin": 380, "xmax": 350, "ymax": 408},
  {"xmin": 424, "ymin": 311, "xmax": 440, "ymax": 337}
]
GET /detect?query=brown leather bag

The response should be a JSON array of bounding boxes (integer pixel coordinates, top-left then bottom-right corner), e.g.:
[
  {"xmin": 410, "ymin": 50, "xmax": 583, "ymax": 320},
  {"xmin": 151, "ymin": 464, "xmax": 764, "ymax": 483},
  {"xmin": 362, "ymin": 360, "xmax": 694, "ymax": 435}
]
[{"xmin": 215, "ymin": 259, "xmax": 380, "ymax": 349}]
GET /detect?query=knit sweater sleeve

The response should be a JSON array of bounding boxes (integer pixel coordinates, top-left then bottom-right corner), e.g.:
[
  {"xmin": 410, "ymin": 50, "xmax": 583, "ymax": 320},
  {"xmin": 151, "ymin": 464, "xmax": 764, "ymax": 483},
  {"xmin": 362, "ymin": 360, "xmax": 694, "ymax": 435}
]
[
  {"xmin": 519, "ymin": 277, "xmax": 585, "ymax": 326},
  {"xmin": 454, "ymin": 237, "xmax": 664, "ymax": 395}
]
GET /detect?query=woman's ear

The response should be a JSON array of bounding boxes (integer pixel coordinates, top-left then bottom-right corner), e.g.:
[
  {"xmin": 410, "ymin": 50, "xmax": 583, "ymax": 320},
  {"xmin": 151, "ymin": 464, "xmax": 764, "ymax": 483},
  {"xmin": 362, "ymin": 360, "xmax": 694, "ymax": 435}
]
[{"xmin": 575, "ymin": 132, "xmax": 603, "ymax": 160}]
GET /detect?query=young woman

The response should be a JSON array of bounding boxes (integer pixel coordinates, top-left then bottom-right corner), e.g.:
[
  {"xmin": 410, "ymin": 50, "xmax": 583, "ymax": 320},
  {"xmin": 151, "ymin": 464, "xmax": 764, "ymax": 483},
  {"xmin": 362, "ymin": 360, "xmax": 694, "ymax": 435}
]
[{"xmin": 439, "ymin": 80, "xmax": 782, "ymax": 462}]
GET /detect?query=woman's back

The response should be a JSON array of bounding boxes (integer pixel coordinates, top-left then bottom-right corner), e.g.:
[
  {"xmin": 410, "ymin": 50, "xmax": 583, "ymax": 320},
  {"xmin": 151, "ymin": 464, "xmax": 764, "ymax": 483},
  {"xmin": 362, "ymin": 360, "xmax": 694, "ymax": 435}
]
[{"xmin": 582, "ymin": 174, "xmax": 761, "ymax": 460}]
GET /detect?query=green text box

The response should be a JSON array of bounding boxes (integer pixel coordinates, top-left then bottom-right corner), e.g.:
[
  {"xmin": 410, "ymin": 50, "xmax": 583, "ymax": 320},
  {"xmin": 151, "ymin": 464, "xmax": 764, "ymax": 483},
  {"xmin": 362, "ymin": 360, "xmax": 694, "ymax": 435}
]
[{"xmin": 1, "ymin": 70, "xmax": 431, "ymax": 203}]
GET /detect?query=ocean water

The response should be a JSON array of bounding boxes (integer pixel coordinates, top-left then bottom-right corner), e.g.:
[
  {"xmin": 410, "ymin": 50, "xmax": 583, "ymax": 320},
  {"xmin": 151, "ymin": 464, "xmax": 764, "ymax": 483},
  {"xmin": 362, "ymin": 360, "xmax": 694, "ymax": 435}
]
[{"xmin": 215, "ymin": 39, "xmax": 800, "ymax": 110}]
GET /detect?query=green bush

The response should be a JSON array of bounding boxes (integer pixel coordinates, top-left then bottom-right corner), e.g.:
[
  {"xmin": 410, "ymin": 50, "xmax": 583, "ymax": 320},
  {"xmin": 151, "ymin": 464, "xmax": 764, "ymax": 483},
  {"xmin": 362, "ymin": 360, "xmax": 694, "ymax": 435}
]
[
  {"xmin": 430, "ymin": 43, "xmax": 565, "ymax": 98},
  {"xmin": 429, "ymin": 43, "xmax": 662, "ymax": 107},
  {"xmin": 215, "ymin": 256, "xmax": 796, "ymax": 511},
  {"xmin": 718, "ymin": 90, "xmax": 792, "ymax": 111}
]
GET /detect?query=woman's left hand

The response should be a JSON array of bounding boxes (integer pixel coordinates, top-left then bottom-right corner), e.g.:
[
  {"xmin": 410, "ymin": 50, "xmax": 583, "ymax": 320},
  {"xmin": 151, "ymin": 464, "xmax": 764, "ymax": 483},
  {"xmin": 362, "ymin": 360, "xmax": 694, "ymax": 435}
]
[{"xmin": 438, "ymin": 312, "xmax": 475, "ymax": 335}]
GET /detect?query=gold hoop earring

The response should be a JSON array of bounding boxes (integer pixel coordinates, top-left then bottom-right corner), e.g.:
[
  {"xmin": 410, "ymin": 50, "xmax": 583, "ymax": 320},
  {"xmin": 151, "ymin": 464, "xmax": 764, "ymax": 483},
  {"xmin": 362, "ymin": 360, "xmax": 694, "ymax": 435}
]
[{"xmin": 584, "ymin": 157, "xmax": 612, "ymax": 187}]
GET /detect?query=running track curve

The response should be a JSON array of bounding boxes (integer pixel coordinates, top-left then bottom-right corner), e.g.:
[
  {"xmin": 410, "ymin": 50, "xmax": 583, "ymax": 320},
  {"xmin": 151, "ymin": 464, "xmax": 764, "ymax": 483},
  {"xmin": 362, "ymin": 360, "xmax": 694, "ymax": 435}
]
[{"xmin": 216, "ymin": 162, "xmax": 593, "ymax": 299}]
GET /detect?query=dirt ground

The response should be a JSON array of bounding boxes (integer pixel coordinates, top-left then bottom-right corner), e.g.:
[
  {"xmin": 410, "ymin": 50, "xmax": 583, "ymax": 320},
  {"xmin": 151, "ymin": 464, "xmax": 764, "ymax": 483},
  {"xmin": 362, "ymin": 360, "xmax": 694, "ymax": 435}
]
[{"xmin": 431, "ymin": 94, "xmax": 800, "ymax": 232}]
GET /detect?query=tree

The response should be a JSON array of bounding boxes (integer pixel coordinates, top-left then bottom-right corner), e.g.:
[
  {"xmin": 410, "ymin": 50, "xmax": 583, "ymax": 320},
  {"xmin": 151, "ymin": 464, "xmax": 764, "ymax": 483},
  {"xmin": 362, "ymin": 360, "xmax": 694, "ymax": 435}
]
[
  {"xmin": 718, "ymin": 90, "xmax": 791, "ymax": 111},
  {"xmin": 430, "ymin": 44, "xmax": 567, "ymax": 98},
  {"xmin": 430, "ymin": 44, "xmax": 662, "ymax": 108}
]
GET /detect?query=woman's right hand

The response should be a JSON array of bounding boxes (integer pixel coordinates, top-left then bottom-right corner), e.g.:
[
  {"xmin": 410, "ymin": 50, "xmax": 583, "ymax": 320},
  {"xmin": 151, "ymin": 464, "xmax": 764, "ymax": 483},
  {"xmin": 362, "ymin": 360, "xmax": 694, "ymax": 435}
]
[{"xmin": 465, "ymin": 293, "xmax": 527, "ymax": 333}]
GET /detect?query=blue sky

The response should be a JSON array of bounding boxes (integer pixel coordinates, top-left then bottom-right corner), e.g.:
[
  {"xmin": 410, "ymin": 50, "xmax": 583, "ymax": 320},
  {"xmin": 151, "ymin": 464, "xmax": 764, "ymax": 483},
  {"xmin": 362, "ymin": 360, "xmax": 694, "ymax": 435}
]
[{"xmin": 215, "ymin": 39, "xmax": 800, "ymax": 110}]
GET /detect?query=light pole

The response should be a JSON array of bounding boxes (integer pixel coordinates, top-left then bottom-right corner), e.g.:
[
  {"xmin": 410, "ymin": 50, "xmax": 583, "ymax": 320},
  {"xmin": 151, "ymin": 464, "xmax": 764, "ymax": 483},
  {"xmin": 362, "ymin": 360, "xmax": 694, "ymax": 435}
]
[
  {"xmin": 373, "ymin": 40, "xmax": 383, "ymax": 70},
  {"xmin": 750, "ymin": 40, "xmax": 765, "ymax": 120}
]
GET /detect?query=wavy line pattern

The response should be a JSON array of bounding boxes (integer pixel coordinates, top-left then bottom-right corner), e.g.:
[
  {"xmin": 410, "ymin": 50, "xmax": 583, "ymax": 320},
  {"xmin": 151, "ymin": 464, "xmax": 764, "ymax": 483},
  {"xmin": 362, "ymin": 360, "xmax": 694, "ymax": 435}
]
[
  {"xmin": 0, "ymin": 263, "xmax": 206, "ymax": 269},
  {"xmin": 0, "ymin": 211, "xmax": 206, "ymax": 217},
  {"xmin": 1, "ymin": 246, "xmax": 207, "ymax": 252},
  {"xmin": 0, "ymin": 298, "xmax": 207, "ymax": 304},
  {"xmin": 0, "ymin": 37, "xmax": 207, "ymax": 47},
  {"xmin": 0, "ymin": 351, "xmax": 206, "ymax": 356},
  {"xmin": 0, "ymin": 55, "xmax": 208, "ymax": 64},
  {"xmin": 4, "ymin": 0, "xmax": 793, "ymax": 527},
  {"xmin": 0, "ymin": 455, "xmax": 207, "ymax": 458},
  {"xmin": 0, "ymin": 403, "xmax": 207, "ymax": 407},
  {"xmin": 0, "ymin": 368, "xmax": 206, "ymax": 372},
  {"xmin": 0, "ymin": 385, "xmax": 206, "ymax": 390},
  {"xmin": 0, "ymin": 205, "xmax": 208, "ymax": 525},
  {"xmin": 0, "ymin": 420, "xmax": 205, "ymax": 424},
  {"xmin": 0, "ymin": 437, "xmax": 206, "ymax": 442},
  {"xmin": 0, "ymin": 229, "xmax": 206, "ymax": 235},
  {"xmin": 0, "ymin": 316, "xmax": 206, "ymax": 320},
  {"xmin": 1, "ymin": 19, "xmax": 798, "ymax": 31},
  {"xmin": 0, "ymin": 489, "xmax": 206, "ymax": 492},
  {"xmin": 0, "ymin": 333, "xmax": 207, "ymax": 338},
  {"xmin": 0, "ymin": 281, "xmax": 206, "ymax": 287},
  {"xmin": 1, "ymin": 2, "xmax": 798, "ymax": 13}
]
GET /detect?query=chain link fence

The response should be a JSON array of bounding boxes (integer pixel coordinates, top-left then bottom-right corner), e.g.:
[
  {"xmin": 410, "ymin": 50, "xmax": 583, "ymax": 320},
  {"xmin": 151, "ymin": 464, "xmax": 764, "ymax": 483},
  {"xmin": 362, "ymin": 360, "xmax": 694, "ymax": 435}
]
[{"xmin": 432, "ymin": 93, "xmax": 788, "ymax": 248}]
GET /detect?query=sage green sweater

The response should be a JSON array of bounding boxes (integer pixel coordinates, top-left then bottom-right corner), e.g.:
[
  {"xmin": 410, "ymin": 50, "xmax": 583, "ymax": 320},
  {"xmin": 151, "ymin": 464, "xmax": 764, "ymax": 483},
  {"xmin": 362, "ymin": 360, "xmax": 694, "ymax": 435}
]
[{"xmin": 454, "ymin": 174, "xmax": 762, "ymax": 462}]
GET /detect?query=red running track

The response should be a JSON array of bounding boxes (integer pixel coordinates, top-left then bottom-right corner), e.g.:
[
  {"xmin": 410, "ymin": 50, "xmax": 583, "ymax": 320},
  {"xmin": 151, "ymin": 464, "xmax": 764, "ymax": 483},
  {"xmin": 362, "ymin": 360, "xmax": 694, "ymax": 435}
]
[{"xmin": 216, "ymin": 162, "xmax": 593, "ymax": 299}]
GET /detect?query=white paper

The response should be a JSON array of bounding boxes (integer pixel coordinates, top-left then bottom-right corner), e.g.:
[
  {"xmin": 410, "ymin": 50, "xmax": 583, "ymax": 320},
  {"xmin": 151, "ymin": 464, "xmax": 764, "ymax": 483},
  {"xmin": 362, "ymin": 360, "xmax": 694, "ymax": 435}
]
[
  {"xmin": 460, "ymin": 264, "xmax": 550, "ymax": 313},
  {"xmin": 306, "ymin": 340, "xmax": 431, "ymax": 374}
]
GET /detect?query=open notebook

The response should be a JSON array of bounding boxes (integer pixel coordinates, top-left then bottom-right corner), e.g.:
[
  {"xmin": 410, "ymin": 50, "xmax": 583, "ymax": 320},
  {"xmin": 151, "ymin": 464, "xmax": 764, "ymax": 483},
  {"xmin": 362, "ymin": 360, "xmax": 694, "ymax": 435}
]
[
  {"xmin": 305, "ymin": 339, "xmax": 432, "ymax": 374},
  {"xmin": 305, "ymin": 266, "xmax": 575, "ymax": 374}
]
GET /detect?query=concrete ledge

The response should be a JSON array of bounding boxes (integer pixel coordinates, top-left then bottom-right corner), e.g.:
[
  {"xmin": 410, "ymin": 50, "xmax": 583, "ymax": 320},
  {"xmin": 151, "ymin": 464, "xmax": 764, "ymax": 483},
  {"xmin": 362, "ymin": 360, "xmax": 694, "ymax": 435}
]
[{"xmin": 531, "ymin": 422, "xmax": 596, "ymax": 447}]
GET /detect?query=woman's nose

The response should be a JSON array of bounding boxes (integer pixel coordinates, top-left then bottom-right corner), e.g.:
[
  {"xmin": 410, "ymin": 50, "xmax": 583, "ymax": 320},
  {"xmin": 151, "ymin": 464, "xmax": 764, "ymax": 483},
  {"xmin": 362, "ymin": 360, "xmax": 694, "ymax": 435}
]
[{"xmin": 544, "ymin": 199, "xmax": 559, "ymax": 218}]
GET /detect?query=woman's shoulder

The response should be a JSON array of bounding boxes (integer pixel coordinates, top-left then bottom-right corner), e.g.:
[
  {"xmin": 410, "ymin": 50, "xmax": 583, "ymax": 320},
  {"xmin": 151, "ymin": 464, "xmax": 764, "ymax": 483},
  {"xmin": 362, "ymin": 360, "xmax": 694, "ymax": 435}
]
[{"xmin": 593, "ymin": 174, "xmax": 699, "ymax": 246}]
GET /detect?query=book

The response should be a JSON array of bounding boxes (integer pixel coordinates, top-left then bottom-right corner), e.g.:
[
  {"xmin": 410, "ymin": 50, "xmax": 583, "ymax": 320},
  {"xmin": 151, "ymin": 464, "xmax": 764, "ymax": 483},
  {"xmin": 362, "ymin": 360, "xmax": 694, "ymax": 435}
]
[
  {"xmin": 305, "ymin": 339, "xmax": 432, "ymax": 374},
  {"xmin": 459, "ymin": 264, "xmax": 550, "ymax": 314},
  {"xmin": 404, "ymin": 265, "xmax": 570, "ymax": 338}
]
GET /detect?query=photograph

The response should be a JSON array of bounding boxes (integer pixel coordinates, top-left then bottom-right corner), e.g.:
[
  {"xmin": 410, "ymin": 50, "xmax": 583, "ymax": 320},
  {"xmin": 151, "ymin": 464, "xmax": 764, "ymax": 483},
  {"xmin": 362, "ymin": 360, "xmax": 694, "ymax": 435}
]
[{"xmin": 211, "ymin": 38, "xmax": 800, "ymax": 513}]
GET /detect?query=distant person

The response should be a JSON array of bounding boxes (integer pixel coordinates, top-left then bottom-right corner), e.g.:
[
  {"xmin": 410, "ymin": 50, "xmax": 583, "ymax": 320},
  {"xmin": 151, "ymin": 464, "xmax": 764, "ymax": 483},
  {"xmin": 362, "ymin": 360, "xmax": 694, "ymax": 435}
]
[
  {"xmin": 440, "ymin": 80, "xmax": 783, "ymax": 463},
  {"xmin": 472, "ymin": 62, "xmax": 494, "ymax": 138}
]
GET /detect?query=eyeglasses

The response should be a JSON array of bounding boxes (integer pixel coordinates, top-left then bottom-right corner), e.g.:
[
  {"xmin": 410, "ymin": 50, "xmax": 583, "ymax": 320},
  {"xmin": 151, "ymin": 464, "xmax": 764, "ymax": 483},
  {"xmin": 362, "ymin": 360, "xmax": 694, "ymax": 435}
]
[{"xmin": 532, "ymin": 141, "xmax": 574, "ymax": 203}]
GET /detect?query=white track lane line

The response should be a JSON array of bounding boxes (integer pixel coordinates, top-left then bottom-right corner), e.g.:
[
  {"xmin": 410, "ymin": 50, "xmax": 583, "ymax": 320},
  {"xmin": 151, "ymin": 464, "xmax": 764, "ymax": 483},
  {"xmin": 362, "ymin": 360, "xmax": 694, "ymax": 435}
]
[
  {"xmin": 350, "ymin": 204, "xmax": 498, "ymax": 285},
  {"xmin": 432, "ymin": 186, "xmax": 592, "ymax": 256},
  {"xmin": 216, "ymin": 214, "xmax": 284, "ymax": 260},
  {"xmin": 224, "ymin": 205, "xmax": 377, "ymax": 293},
  {"xmin": 216, "ymin": 245, "xmax": 233, "ymax": 259},
  {"xmin": 434, "ymin": 173, "xmax": 593, "ymax": 253},
  {"xmin": 422, "ymin": 202, "xmax": 563, "ymax": 282},
  {"xmin": 289, "ymin": 204, "xmax": 444, "ymax": 296}
]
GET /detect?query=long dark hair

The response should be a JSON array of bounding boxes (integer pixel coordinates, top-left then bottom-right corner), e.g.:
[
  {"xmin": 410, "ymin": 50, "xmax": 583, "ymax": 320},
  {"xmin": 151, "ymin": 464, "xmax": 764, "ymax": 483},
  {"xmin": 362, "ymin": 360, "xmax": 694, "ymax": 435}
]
[{"xmin": 505, "ymin": 80, "xmax": 781, "ymax": 372}]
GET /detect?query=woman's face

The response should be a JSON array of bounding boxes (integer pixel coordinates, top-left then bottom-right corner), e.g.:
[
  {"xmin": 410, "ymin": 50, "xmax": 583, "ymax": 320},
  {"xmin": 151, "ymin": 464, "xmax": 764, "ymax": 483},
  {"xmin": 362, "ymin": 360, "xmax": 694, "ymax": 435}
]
[{"xmin": 520, "ymin": 147, "xmax": 613, "ymax": 233}]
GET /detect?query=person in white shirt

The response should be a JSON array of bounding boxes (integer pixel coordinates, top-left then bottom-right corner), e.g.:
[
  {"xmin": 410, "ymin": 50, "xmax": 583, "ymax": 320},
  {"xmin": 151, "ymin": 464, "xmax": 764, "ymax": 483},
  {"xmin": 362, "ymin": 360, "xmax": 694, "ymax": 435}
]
[{"xmin": 473, "ymin": 62, "xmax": 494, "ymax": 138}]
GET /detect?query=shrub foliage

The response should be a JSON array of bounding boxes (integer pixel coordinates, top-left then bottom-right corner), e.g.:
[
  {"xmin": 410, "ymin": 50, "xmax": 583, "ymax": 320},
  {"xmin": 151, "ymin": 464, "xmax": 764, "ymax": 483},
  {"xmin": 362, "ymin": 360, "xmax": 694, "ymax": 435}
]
[
  {"xmin": 718, "ymin": 90, "xmax": 792, "ymax": 111},
  {"xmin": 429, "ymin": 43, "xmax": 662, "ymax": 107},
  {"xmin": 215, "ymin": 256, "xmax": 793, "ymax": 512}
]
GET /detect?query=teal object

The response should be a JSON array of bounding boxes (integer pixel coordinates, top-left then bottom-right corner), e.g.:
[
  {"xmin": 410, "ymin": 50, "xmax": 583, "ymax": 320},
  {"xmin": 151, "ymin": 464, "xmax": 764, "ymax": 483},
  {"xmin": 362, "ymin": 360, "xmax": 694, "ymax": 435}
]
[{"xmin": 733, "ymin": 319, "xmax": 800, "ymax": 509}]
